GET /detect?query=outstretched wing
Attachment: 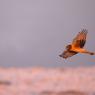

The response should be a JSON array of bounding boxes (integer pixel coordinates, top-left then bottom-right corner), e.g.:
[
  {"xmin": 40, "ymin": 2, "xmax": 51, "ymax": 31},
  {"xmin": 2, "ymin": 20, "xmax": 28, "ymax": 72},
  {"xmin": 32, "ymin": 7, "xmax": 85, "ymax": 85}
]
[
  {"xmin": 72, "ymin": 29, "xmax": 88, "ymax": 48},
  {"xmin": 59, "ymin": 50, "xmax": 78, "ymax": 59}
]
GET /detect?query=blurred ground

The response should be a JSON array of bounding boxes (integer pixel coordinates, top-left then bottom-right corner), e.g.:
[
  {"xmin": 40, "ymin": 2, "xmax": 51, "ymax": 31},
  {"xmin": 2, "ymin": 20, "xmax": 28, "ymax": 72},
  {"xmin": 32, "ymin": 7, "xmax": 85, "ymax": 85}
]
[{"xmin": 0, "ymin": 67, "xmax": 95, "ymax": 95}]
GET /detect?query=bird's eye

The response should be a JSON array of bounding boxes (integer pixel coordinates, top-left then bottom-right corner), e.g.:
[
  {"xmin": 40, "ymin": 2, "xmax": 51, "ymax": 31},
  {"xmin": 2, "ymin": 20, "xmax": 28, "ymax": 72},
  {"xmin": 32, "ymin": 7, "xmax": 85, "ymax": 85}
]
[{"xmin": 66, "ymin": 45, "xmax": 71, "ymax": 50}]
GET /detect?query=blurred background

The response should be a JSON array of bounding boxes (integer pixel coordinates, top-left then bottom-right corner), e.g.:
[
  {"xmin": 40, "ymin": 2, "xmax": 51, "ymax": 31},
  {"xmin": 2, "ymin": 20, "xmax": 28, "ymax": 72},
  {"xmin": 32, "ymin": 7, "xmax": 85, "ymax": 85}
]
[{"xmin": 0, "ymin": 0, "xmax": 95, "ymax": 67}]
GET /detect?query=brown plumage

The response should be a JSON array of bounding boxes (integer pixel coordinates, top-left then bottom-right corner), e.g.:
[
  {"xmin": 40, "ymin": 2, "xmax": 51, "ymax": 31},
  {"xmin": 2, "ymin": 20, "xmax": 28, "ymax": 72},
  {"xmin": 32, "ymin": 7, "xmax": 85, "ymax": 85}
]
[{"xmin": 59, "ymin": 29, "xmax": 94, "ymax": 59}]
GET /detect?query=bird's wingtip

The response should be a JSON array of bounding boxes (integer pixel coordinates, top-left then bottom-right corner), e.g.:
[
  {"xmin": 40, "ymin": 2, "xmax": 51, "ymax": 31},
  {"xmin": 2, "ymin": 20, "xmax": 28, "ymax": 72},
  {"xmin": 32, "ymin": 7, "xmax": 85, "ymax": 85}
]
[{"xmin": 59, "ymin": 55, "xmax": 62, "ymax": 57}]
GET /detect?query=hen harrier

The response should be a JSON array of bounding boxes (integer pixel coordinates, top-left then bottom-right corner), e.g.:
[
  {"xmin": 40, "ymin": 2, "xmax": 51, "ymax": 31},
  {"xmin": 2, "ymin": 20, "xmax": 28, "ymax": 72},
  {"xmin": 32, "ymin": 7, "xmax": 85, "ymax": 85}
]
[{"xmin": 59, "ymin": 29, "xmax": 94, "ymax": 59}]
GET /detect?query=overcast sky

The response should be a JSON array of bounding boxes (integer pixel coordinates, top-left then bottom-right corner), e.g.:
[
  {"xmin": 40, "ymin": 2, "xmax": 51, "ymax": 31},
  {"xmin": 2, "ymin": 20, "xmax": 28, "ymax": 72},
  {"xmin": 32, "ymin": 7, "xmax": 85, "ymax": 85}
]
[{"xmin": 0, "ymin": 0, "xmax": 95, "ymax": 67}]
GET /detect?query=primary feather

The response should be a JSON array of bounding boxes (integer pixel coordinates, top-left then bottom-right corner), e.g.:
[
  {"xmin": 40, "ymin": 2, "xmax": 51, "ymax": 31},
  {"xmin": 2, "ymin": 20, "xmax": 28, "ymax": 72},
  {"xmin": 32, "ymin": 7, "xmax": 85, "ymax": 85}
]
[{"xmin": 72, "ymin": 29, "xmax": 88, "ymax": 48}]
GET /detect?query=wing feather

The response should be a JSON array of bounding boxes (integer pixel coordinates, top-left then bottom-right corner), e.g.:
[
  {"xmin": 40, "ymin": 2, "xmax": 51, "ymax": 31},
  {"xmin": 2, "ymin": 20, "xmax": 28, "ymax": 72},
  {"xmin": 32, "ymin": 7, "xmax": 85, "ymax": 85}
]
[
  {"xmin": 59, "ymin": 50, "xmax": 78, "ymax": 59},
  {"xmin": 72, "ymin": 29, "xmax": 88, "ymax": 48}
]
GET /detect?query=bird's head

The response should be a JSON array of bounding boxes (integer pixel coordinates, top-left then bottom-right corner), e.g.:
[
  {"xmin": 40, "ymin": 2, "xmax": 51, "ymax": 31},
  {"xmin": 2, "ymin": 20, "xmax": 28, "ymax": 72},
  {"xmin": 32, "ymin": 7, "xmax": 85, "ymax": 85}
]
[{"xmin": 66, "ymin": 44, "xmax": 72, "ymax": 51}]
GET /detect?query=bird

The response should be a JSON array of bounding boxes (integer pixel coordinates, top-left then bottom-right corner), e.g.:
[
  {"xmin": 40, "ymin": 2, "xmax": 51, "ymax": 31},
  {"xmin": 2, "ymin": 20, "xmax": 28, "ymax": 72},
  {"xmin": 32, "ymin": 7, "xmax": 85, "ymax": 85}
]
[{"xmin": 59, "ymin": 29, "xmax": 95, "ymax": 59}]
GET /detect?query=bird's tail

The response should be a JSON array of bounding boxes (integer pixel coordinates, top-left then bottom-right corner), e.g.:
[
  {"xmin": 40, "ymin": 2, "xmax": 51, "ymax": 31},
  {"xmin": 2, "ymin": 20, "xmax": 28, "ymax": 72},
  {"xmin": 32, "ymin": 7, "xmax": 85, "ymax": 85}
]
[
  {"xmin": 89, "ymin": 52, "xmax": 95, "ymax": 55},
  {"xmin": 84, "ymin": 51, "xmax": 95, "ymax": 55}
]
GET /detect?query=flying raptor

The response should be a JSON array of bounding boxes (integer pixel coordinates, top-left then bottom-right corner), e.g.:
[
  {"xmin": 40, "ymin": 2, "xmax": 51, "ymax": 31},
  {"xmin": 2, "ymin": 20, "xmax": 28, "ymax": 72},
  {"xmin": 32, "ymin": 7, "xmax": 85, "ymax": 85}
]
[{"xmin": 59, "ymin": 29, "xmax": 95, "ymax": 59}]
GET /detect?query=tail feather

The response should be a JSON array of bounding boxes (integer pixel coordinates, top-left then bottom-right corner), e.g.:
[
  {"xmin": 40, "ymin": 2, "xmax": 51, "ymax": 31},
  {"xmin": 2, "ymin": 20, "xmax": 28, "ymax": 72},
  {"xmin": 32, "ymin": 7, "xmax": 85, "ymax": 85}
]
[
  {"xmin": 82, "ymin": 50, "xmax": 95, "ymax": 55},
  {"xmin": 89, "ymin": 52, "xmax": 95, "ymax": 55}
]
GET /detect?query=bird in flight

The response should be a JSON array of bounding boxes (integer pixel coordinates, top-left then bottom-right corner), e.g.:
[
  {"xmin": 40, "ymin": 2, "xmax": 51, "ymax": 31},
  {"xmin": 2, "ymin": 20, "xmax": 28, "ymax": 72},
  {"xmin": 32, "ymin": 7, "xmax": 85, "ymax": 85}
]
[{"xmin": 59, "ymin": 29, "xmax": 94, "ymax": 59}]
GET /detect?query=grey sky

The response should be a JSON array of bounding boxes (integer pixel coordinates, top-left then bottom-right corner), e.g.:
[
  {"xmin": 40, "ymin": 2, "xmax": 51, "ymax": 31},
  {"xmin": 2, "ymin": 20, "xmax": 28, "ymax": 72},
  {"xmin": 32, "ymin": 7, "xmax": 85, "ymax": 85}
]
[{"xmin": 0, "ymin": 0, "xmax": 95, "ymax": 67}]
